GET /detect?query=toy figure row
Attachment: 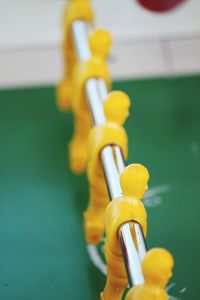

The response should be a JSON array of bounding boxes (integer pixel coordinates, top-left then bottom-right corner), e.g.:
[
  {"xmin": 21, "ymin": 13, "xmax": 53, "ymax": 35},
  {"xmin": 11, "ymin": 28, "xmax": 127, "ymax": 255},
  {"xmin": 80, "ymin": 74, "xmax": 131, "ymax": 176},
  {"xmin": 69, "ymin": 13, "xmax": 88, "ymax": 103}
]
[{"xmin": 56, "ymin": 0, "xmax": 174, "ymax": 299}]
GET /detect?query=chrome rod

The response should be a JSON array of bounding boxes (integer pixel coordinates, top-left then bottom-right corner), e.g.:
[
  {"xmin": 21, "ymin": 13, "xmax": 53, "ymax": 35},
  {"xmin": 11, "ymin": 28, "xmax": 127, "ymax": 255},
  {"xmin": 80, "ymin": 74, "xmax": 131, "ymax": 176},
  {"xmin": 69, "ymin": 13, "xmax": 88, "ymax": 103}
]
[
  {"xmin": 71, "ymin": 20, "xmax": 147, "ymax": 286},
  {"xmin": 119, "ymin": 223, "xmax": 144, "ymax": 286},
  {"xmin": 133, "ymin": 222, "xmax": 147, "ymax": 261}
]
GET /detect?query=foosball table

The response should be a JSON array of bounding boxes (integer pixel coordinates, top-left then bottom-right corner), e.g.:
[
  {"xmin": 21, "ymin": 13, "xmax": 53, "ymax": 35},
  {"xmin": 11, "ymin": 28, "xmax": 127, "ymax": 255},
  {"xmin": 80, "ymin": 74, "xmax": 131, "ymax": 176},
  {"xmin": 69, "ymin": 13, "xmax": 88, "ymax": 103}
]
[{"xmin": 0, "ymin": 1, "xmax": 200, "ymax": 299}]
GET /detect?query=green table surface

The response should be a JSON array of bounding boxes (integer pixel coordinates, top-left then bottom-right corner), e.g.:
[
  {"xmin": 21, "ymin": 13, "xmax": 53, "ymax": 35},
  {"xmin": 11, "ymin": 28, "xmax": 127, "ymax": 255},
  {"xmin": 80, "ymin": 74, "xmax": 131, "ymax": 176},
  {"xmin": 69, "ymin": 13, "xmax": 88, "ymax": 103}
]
[{"xmin": 0, "ymin": 75, "xmax": 200, "ymax": 300}]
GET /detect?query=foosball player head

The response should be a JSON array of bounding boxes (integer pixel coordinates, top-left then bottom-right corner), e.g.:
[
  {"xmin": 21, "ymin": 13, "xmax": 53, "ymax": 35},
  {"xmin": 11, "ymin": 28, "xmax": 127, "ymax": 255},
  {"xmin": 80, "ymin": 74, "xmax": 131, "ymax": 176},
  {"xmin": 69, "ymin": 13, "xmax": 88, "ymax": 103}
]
[
  {"xmin": 104, "ymin": 91, "xmax": 130, "ymax": 126},
  {"xmin": 126, "ymin": 248, "xmax": 174, "ymax": 300},
  {"xmin": 89, "ymin": 29, "xmax": 112, "ymax": 61},
  {"xmin": 120, "ymin": 163, "xmax": 149, "ymax": 199}
]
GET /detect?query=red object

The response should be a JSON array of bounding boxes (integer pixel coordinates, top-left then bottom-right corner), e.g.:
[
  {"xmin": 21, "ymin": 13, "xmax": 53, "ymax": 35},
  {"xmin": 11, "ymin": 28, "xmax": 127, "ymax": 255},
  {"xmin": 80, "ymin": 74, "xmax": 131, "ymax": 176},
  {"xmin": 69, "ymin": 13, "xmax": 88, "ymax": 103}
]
[{"xmin": 137, "ymin": 0, "xmax": 185, "ymax": 12}]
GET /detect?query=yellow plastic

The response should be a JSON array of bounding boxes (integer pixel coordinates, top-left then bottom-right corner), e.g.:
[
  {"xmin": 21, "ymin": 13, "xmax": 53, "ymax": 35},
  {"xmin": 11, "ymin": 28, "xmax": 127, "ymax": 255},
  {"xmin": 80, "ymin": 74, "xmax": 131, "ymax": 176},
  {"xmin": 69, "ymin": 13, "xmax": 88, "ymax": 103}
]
[
  {"xmin": 63, "ymin": 0, "xmax": 93, "ymax": 64},
  {"xmin": 56, "ymin": 0, "xmax": 94, "ymax": 111},
  {"xmin": 101, "ymin": 164, "xmax": 149, "ymax": 300},
  {"xmin": 69, "ymin": 109, "xmax": 92, "ymax": 173},
  {"xmin": 72, "ymin": 29, "xmax": 112, "ymax": 113},
  {"xmin": 120, "ymin": 163, "xmax": 149, "ymax": 199},
  {"xmin": 126, "ymin": 248, "xmax": 174, "ymax": 300},
  {"xmin": 72, "ymin": 58, "xmax": 111, "ymax": 112},
  {"xmin": 63, "ymin": 0, "xmax": 93, "ymax": 31},
  {"xmin": 104, "ymin": 91, "xmax": 130, "ymax": 125},
  {"xmin": 68, "ymin": 30, "xmax": 112, "ymax": 174},
  {"xmin": 84, "ymin": 122, "xmax": 128, "ymax": 244},
  {"xmin": 56, "ymin": 77, "xmax": 73, "ymax": 111},
  {"xmin": 56, "ymin": 1, "xmax": 113, "ymax": 172},
  {"xmin": 89, "ymin": 29, "xmax": 112, "ymax": 60},
  {"xmin": 100, "ymin": 241, "xmax": 127, "ymax": 300}
]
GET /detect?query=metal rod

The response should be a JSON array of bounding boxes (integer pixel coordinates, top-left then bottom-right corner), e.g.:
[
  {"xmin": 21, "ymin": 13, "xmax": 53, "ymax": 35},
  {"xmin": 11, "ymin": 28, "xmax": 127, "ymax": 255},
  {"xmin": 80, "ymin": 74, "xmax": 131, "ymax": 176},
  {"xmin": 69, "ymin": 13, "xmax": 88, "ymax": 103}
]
[
  {"xmin": 119, "ymin": 223, "xmax": 144, "ymax": 286},
  {"xmin": 71, "ymin": 20, "xmax": 147, "ymax": 286},
  {"xmin": 132, "ymin": 222, "xmax": 147, "ymax": 261}
]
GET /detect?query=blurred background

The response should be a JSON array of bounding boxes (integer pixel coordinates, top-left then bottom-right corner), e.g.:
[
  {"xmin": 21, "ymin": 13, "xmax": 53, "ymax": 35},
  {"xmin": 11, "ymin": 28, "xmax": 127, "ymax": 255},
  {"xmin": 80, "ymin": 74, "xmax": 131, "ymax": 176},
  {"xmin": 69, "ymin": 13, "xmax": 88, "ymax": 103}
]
[{"xmin": 0, "ymin": 0, "xmax": 200, "ymax": 87}]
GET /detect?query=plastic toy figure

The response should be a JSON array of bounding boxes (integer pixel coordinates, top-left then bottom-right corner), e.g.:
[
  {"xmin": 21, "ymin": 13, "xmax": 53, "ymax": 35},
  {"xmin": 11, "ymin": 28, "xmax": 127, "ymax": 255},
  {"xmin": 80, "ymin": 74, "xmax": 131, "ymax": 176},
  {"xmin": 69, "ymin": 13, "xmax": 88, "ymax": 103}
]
[
  {"xmin": 126, "ymin": 248, "xmax": 174, "ymax": 300},
  {"xmin": 101, "ymin": 164, "xmax": 149, "ymax": 300}
]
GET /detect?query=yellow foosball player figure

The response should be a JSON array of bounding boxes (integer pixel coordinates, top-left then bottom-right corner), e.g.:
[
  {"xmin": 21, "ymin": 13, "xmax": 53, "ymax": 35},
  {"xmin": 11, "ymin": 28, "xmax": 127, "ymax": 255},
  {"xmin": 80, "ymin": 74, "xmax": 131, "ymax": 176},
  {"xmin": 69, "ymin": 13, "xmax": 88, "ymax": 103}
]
[
  {"xmin": 101, "ymin": 164, "xmax": 149, "ymax": 300},
  {"xmin": 83, "ymin": 91, "xmax": 130, "ymax": 244},
  {"xmin": 84, "ymin": 121, "xmax": 128, "ymax": 244},
  {"xmin": 126, "ymin": 248, "xmax": 174, "ymax": 300},
  {"xmin": 68, "ymin": 29, "xmax": 111, "ymax": 174},
  {"xmin": 69, "ymin": 29, "xmax": 111, "ymax": 174},
  {"xmin": 57, "ymin": 0, "xmax": 94, "ymax": 111}
]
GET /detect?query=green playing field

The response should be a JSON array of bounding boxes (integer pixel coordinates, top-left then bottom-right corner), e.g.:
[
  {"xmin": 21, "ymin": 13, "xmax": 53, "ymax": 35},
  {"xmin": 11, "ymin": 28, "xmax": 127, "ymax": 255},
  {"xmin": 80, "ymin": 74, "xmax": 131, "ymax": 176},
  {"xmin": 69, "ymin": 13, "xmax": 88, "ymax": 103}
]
[{"xmin": 0, "ymin": 75, "xmax": 200, "ymax": 299}]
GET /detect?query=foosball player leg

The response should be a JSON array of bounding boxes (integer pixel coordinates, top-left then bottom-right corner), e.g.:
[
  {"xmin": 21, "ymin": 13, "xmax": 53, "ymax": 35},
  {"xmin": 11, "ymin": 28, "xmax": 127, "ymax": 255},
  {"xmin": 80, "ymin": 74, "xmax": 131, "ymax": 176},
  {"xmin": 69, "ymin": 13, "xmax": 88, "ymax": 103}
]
[
  {"xmin": 69, "ymin": 110, "xmax": 91, "ymax": 174},
  {"xmin": 56, "ymin": 75, "xmax": 73, "ymax": 111},
  {"xmin": 84, "ymin": 174, "xmax": 109, "ymax": 244},
  {"xmin": 100, "ymin": 241, "xmax": 128, "ymax": 300}
]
